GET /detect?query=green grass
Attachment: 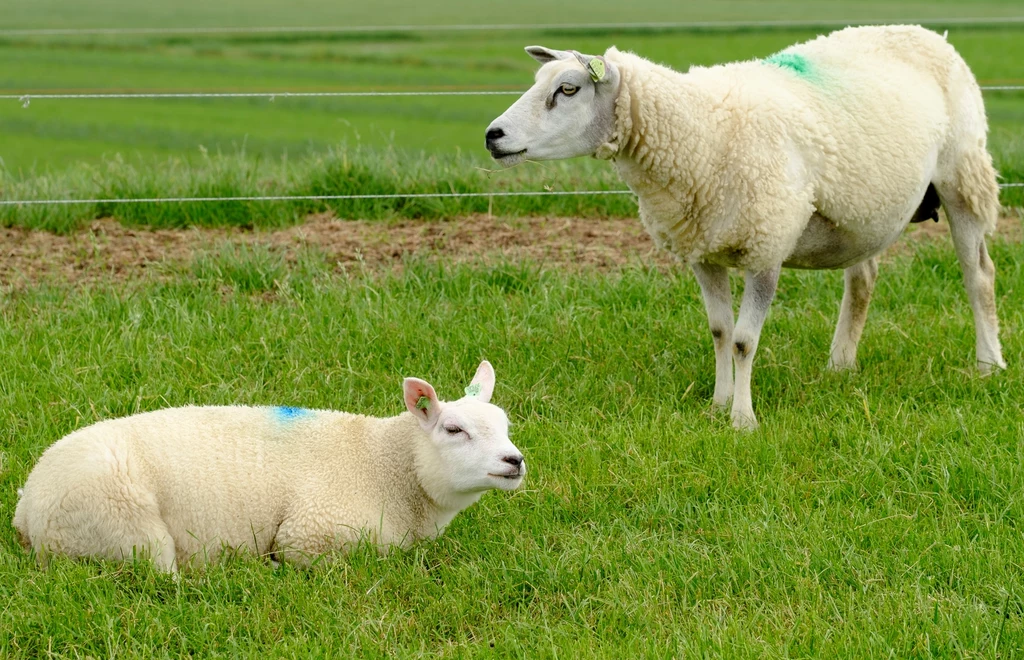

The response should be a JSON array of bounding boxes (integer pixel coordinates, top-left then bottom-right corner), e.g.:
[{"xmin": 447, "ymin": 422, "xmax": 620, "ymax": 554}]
[{"xmin": 1, "ymin": 235, "xmax": 1022, "ymax": 656}]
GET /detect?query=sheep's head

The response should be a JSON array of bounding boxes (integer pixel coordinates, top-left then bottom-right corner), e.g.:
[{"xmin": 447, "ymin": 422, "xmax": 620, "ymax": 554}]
[
  {"xmin": 403, "ymin": 361, "xmax": 525, "ymax": 498},
  {"xmin": 485, "ymin": 46, "xmax": 620, "ymax": 166}
]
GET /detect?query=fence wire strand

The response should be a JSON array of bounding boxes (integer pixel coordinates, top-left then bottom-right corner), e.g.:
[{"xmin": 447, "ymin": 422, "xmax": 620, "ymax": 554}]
[
  {"xmin": 4, "ymin": 16, "xmax": 1024, "ymax": 37},
  {"xmin": 3, "ymin": 91, "xmax": 524, "ymax": 104},
  {"xmin": 1, "ymin": 186, "xmax": 1021, "ymax": 207},
  {"xmin": 0, "ymin": 190, "xmax": 635, "ymax": 206},
  {"xmin": 5, "ymin": 87, "xmax": 1023, "ymax": 104}
]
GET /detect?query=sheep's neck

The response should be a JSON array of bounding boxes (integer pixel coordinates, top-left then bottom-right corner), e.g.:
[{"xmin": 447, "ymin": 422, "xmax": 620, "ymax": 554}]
[
  {"xmin": 605, "ymin": 55, "xmax": 727, "ymax": 261},
  {"xmin": 402, "ymin": 416, "xmax": 483, "ymax": 538}
]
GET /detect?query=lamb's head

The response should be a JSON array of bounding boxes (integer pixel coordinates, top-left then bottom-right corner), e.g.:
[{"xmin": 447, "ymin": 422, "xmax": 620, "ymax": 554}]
[
  {"xmin": 485, "ymin": 46, "xmax": 620, "ymax": 166},
  {"xmin": 403, "ymin": 361, "xmax": 525, "ymax": 499}
]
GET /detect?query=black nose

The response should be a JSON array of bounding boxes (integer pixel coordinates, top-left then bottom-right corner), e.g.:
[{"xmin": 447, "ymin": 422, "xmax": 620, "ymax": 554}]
[
  {"xmin": 485, "ymin": 127, "xmax": 505, "ymax": 149},
  {"xmin": 502, "ymin": 454, "xmax": 524, "ymax": 468}
]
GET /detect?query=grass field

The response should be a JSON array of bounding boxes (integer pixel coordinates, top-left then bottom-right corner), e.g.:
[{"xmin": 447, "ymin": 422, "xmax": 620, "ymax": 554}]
[
  {"xmin": 1, "ymin": 229, "xmax": 1022, "ymax": 656},
  {"xmin": 2, "ymin": 2, "xmax": 1024, "ymax": 655}
]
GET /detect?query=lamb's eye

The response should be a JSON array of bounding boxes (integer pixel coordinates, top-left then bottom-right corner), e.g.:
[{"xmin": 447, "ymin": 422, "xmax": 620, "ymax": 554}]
[
  {"xmin": 444, "ymin": 425, "xmax": 463, "ymax": 435},
  {"xmin": 559, "ymin": 83, "xmax": 579, "ymax": 96}
]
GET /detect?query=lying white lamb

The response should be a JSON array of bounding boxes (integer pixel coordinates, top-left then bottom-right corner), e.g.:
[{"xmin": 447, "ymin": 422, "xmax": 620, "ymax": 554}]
[
  {"xmin": 13, "ymin": 361, "xmax": 525, "ymax": 572},
  {"xmin": 486, "ymin": 25, "xmax": 1006, "ymax": 429}
]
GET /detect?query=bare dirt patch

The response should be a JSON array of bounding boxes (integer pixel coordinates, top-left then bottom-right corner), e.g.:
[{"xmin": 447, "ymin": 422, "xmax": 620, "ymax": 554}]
[
  {"xmin": 0, "ymin": 215, "xmax": 665, "ymax": 287},
  {"xmin": 1, "ymin": 213, "xmax": 1020, "ymax": 287}
]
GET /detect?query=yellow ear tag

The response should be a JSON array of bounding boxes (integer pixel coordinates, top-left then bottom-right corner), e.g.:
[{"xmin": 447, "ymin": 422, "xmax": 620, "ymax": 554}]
[
  {"xmin": 416, "ymin": 396, "xmax": 430, "ymax": 410},
  {"xmin": 588, "ymin": 59, "xmax": 606, "ymax": 82},
  {"xmin": 464, "ymin": 383, "xmax": 482, "ymax": 398}
]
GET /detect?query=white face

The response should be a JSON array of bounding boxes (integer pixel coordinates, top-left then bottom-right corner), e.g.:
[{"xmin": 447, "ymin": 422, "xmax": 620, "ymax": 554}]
[
  {"xmin": 403, "ymin": 361, "xmax": 525, "ymax": 495},
  {"xmin": 485, "ymin": 47, "xmax": 619, "ymax": 167},
  {"xmin": 430, "ymin": 398, "xmax": 524, "ymax": 493}
]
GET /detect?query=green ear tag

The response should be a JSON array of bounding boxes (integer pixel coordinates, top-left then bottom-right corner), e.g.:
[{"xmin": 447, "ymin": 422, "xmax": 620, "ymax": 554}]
[
  {"xmin": 464, "ymin": 383, "xmax": 482, "ymax": 398},
  {"xmin": 416, "ymin": 396, "xmax": 430, "ymax": 410},
  {"xmin": 588, "ymin": 59, "xmax": 606, "ymax": 82}
]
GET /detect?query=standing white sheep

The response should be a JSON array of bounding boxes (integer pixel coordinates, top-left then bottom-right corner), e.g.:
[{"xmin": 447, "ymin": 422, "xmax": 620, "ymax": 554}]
[
  {"xmin": 13, "ymin": 361, "xmax": 525, "ymax": 572},
  {"xmin": 485, "ymin": 25, "xmax": 1006, "ymax": 429}
]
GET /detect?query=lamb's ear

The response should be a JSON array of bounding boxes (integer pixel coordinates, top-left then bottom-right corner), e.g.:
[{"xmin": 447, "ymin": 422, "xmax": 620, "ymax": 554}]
[
  {"xmin": 404, "ymin": 377, "xmax": 440, "ymax": 429},
  {"xmin": 464, "ymin": 360, "xmax": 495, "ymax": 404},
  {"xmin": 525, "ymin": 46, "xmax": 572, "ymax": 64}
]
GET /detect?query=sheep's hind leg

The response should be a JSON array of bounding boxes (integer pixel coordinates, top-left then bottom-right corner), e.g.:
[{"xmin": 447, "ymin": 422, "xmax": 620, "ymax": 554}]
[
  {"xmin": 731, "ymin": 267, "xmax": 781, "ymax": 430},
  {"xmin": 691, "ymin": 262, "xmax": 735, "ymax": 410},
  {"xmin": 828, "ymin": 257, "xmax": 879, "ymax": 371},
  {"xmin": 91, "ymin": 503, "xmax": 179, "ymax": 574},
  {"xmin": 942, "ymin": 196, "xmax": 1005, "ymax": 373},
  {"xmin": 61, "ymin": 476, "xmax": 179, "ymax": 573}
]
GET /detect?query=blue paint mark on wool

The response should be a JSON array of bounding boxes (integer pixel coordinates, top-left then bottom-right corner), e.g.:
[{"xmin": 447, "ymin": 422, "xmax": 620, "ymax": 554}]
[{"xmin": 274, "ymin": 406, "xmax": 311, "ymax": 422}]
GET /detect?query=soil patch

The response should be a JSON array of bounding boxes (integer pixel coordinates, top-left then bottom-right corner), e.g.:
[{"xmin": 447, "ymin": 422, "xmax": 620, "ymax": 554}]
[{"xmin": 1, "ymin": 213, "xmax": 1020, "ymax": 287}]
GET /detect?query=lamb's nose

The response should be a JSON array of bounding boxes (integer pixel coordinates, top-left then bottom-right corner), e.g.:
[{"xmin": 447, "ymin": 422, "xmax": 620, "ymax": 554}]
[{"xmin": 502, "ymin": 454, "xmax": 524, "ymax": 468}]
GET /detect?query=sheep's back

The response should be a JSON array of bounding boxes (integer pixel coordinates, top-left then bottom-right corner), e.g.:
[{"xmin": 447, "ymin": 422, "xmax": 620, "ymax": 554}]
[
  {"xmin": 761, "ymin": 26, "xmax": 966, "ymax": 228},
  {"xmin": 33, "ymin": 405, "xmax": 372, "ymax": 560}
]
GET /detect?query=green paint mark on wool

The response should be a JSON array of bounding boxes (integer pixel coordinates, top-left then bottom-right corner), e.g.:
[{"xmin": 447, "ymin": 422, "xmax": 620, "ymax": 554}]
[{"xmin": 763, "ymin": 52, "xmax": 814, "ymax": 80}]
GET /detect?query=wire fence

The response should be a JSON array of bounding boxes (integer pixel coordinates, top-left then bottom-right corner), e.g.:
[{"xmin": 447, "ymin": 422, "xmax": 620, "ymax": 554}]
[
  {"xmin": 1, "ymin": 185, "xmax": 1021, "ymax": 207},
  {"xmin": 2, "ymin": 91, "xmax": 523, "ymax": 107},
  {"xmin": 4, "ymin": 16, "xmax": 1024, "ymax": 37},
  {"xmin": 0, "ymin": 190, "xmax": 632, "ymax": 207},
  {"xmin": 5, "ymin": 85, "xmax": 1023, "ymax": 106},
  {"xmin": 2, "ymin": 17, "xmax": 1022, "ymax": 205}
]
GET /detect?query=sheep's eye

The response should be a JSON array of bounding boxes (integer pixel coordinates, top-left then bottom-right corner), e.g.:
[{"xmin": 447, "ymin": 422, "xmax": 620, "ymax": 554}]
[
  {"xmin": 444, "ymin": 425, "xmax": 464, "ymax": 435},
  {"xmin": 559, "ymin": 83, "xmax": 579, "ymax": 96}
]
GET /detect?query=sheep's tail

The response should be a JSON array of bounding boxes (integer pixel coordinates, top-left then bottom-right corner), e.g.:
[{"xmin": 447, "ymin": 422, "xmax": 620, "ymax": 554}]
[
  {"xmin": 940, "ymin": 42, "xmax": 1001, "ymax": 234},
  {"xmin": 954, "ymin": 147, "xmax": 1000, "ymax": 234}
]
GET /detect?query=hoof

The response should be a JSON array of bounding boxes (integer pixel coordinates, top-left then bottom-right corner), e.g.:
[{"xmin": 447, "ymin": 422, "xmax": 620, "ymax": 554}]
[
  {"xmin": 827, "ymin": 355, "xmax": 857, "ymax": 372},
  {"xmin": 731, "ymin": 410, "xmax": 759, "ymax": 431},
  {"xmin": 978, "ymin": 358, "xmax": 1007, "ymax": 376}
]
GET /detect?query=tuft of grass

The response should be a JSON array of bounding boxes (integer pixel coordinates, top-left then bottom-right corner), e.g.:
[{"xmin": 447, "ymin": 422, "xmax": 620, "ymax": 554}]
[
  {"xmin": 191, "ymin": 242, "xmax": 288, "ymax": 293},
  {"xmin": 0, "ymin": 236, "xmax": 1022, "ymax": 656}
]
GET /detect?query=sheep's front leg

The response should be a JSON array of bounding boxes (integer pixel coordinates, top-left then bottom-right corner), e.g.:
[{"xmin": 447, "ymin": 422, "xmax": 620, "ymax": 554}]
[
  {"xmin": 828, "ymin": 257, "xmax": 879, "ymax": 370},
  {"xmin": 691, "ymin": 262, "xmax": 734, "ymax": 410},
  {"xmin": 731, "ymin": 267, "xmax": 781, "ymax": 429}
]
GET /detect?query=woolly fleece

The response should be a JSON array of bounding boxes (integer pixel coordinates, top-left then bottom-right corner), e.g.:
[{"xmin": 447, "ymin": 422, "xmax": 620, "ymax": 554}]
[{"xmin": 598, "ymin": 25, "xmax": 1000, "ymax": 272}]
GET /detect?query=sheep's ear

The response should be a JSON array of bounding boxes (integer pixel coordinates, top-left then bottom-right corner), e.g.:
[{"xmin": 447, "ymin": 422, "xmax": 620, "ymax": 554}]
[
  {"xmin": 464, "ymin": 360, "xmax": 495, "ymax": 404},
  {"xmin": 525, "ymin": 46, "xmax": 572, "ymax": 64},
  {"xmin": 404, "ymin": 377, "xmax": 440, "ymax": 429},
  {"xmin": 571, "ymin": 51, "xmax": 609, "ymax": 83}
]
